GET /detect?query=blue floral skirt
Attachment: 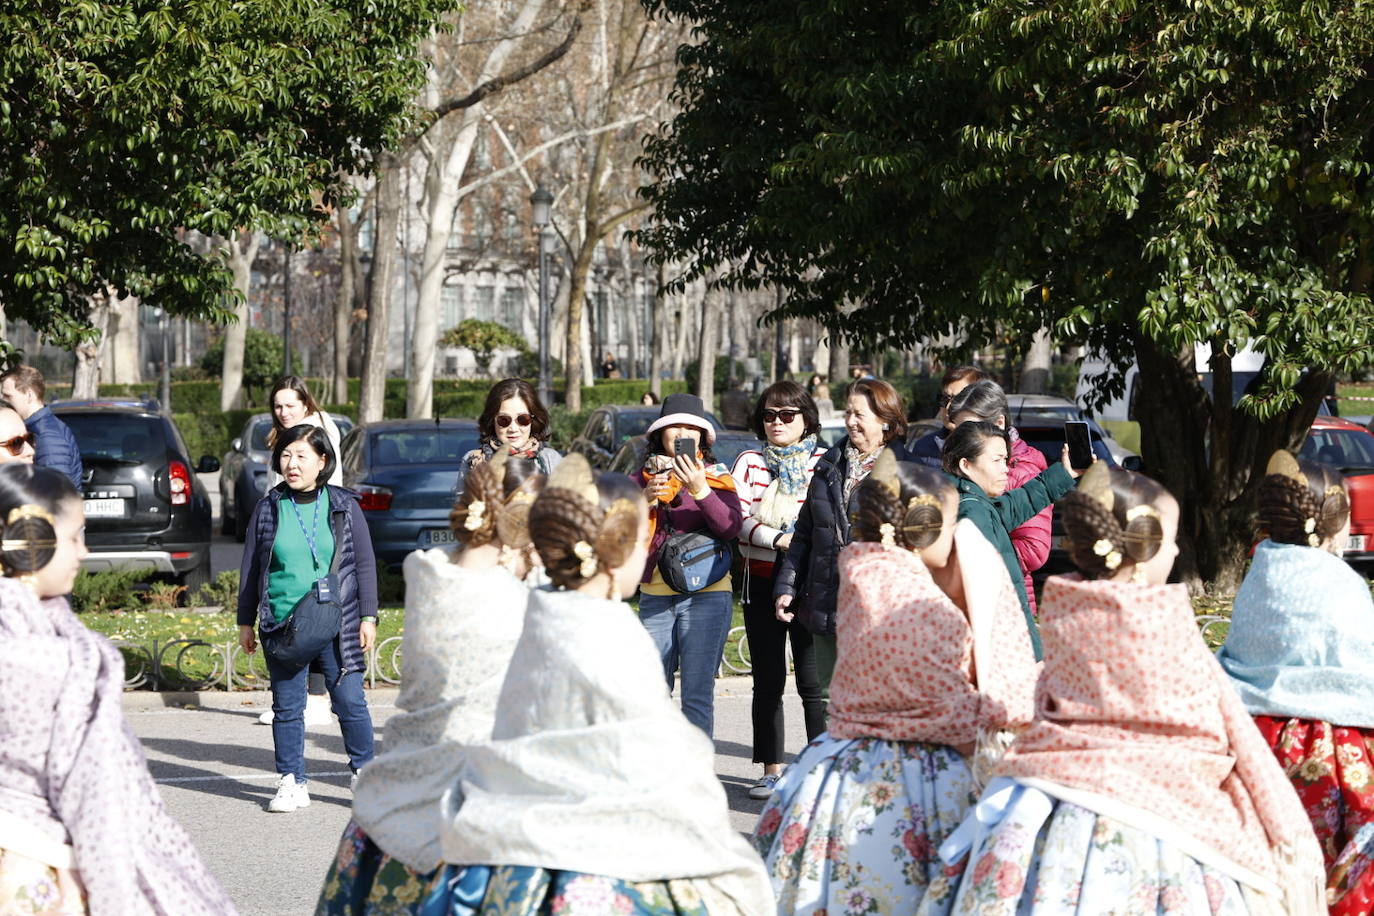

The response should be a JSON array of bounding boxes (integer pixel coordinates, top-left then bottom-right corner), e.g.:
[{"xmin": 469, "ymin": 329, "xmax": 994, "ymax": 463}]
[
  {"xmin": 751, "ymin": 734, "xmax": 977, "ymax": 916},
  {"xmin": 933, "ymin": 779, "xmax": 1270, "ymax": 914},
  {"xmin": 316, "ymin": 823, "xmax": 712, "ymax": 916}
]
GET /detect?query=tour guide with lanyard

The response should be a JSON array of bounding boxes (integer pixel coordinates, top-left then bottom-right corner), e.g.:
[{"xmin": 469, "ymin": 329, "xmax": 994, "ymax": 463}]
[{"xmin": 261, "ymin": 492, "xmax": 344, "ymax": 670}]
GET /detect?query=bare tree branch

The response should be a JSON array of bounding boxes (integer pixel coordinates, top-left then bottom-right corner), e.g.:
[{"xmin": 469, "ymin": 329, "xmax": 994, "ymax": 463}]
[{"xmin": 429, "ymin": 15, "xmax": 583, "ymax": 122}]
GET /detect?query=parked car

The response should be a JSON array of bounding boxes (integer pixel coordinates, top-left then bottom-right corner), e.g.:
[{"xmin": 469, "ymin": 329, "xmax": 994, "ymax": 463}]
[
  {"xmin": 711, "ymin": 430, "xmax": 762, "ymax": 471},
  {"xmin": 1005, "ymin": 394, "xmax": 1138, "ymax": 469},
  {"xmin": 220, "ymin": 411, "xmax": 354, "ymax": 542},
  {"xmin": 54, "ymin": 399, "xmax": 220, "ymax": 589},
  {"xmin": 568, "ymin": 404, "xmax": 723, "ymax": 470},
  {"xmin": 339, "ymin": 419, "xmax": 481, "ymax": 569},
  {"xmin": 1301, "ymin": 415, "xmax": 1374, "ymax": 569}
]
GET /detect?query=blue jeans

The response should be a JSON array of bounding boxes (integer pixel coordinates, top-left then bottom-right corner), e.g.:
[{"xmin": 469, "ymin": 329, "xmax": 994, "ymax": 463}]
[
  {"xmin": 266, "ymin": 638, "xmax": 375, "ymax": 782},
  {"xmin": 638, "ymin": 590, "xmax": 733, "ymax": 737}
]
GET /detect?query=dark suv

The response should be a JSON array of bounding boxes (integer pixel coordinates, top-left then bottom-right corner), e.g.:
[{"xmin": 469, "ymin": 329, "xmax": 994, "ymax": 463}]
[{"xmin": 53, "ymin": 400, "xmax": 219, "ymax": 590}]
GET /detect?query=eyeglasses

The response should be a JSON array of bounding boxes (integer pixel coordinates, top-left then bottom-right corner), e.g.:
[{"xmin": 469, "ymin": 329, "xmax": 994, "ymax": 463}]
[
  {"xmin": 762, "ymin": 408, "xmax": 801, "ymax": 424},
  {"xmin": 496, "ymin": 413, "xmax": 532, "ymax": 429},
  {"xmin": 0, "ymin": 433, "xmax": 35, "ymax": 456},
  {"xmin": 937, "ymin": 392, "xmax": 955, "ymax": 408}
]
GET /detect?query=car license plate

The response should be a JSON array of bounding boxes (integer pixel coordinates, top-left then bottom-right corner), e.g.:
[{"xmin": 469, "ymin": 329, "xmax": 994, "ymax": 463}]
[
  {"xmin": 425, "ymin": 529, "xmax": 457, "ymax": 546},
  {"xmin": 1346, "ymin": 534, "xmax": 1367, "ymax": 553},
  {"xmin": 83, "ymin": 498, "xmax": 127, "ymax": 518}
]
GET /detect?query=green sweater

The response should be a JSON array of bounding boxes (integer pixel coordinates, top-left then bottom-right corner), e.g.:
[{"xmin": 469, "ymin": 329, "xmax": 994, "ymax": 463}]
[
  {"xmin": 267, "ymin": 488, "xmax": 335, "ymax": 623},
  {"xmin": 953, "ymin": 462, "xmax": 1076, "ymax": 660}
]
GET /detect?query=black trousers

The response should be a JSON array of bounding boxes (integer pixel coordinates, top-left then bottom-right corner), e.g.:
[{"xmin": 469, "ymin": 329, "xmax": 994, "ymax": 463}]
[{"xmin": 744, "ymin": 566, "xmax": 826, "ymax": 764}]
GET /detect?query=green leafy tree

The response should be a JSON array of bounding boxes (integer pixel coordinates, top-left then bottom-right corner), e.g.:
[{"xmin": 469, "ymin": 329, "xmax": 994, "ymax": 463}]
[
  {"xmin": 200, "ymin": 329, "xmax": 293, "ymax": 406},
  {"xmin": 0, "ymin": 0, "xmax": 460, "ymax": 345},
  {"xmin": 638, "ymin": 0, "xmax": 1374, "ymax": 589},
  {"xmin": 440, "ymin": 319, "xmax": 530, "ymax": 378}
]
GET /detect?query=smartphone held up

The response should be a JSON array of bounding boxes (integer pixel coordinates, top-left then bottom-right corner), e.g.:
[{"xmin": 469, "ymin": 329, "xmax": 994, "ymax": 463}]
[{"xmin": 1064, "ymin": 421, "xmax": 1095, "ymax": 470}]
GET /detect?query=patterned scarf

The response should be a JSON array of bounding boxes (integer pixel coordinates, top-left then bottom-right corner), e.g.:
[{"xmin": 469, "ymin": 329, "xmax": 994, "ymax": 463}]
[
  {"xmin": 842, "ymin": 443, "xmax": 880, "ymax": 505},
  {"xmin": 762, "ymin": 434, "xmax": 817, "ymax": 497},
  {"xmin": 481, "ymin": 438, "xmax": 552, "ymax": 474}
]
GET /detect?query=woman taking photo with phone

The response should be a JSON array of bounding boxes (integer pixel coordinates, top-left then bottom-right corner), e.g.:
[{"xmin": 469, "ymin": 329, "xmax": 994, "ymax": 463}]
[
  {"xmin": 0, "ymin": 463, "xmax": 235, "ymax": 914},
  {"xmin": 458, "ymin": 378, "xmax": 561, "ymax": 480},
  {"xmin": 730, "ymin": 381, "xmax": 827, "ymax": 800},
  {"xmin": 632, "ymin": 393, "xmax": 742, "ymax": 738},
  {"xmin": 238, "ymin": 425, "xmax": 378, "ymax": 814}
]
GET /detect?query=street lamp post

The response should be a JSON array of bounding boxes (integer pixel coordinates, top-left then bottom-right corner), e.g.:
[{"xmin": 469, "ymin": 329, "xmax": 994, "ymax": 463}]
[{"xmin": 530, "ymin": 184, "xmax": 554, "ymax": 407}]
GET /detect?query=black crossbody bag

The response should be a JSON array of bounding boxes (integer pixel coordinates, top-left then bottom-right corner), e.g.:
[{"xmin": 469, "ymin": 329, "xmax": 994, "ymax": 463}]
[{"xmin": 261, "ymin": 496, "xmax": 343, "ymax": 669}]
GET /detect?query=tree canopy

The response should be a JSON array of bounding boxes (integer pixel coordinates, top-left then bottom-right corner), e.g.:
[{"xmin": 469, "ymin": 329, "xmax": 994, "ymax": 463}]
[
  {"xmin": 638, "ymin": 0, "xmax": 1374, "ymax": 586},
  {"xmin": 0, "ymin": 0, "xmax": 459, "ymax": 343}
]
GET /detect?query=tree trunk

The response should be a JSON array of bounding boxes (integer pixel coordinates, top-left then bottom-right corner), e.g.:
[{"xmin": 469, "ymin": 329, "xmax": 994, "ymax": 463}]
[
  {"xmin": 1131, "ymin": 332, "xmax": 1328, "ymax": 591},
  {"xmin": 828, "ymin": 333, "xmax": 849, "ymax": 390},
  {"xmin": 649, "ymin": 263, "xmax": 666, "ymax": 397},
  {"xmin": 1018, "ymin": 327, "xmax": 1053, "ymax": 394},
  {"xmin": 72, "ymin": 296, "xmax": 111, "ymax": 399},
  {"xmin": 360, "ymin": 155, "xmax": 402, "ymax": 423},
  {"xmin": 218, "ymin": 231, "xmax": 262, "ymax": 411},
  {"xmin": 333, "ymin": 207, "xmax": 361, "ymax": 406},
  {"xmin": 101, "ymin": 291, "xmax": 141, "ymax": 384},
  {"xmin": 696, "ymin": 289, "xmax": 720, "ymax": 413},
  {"xmin": 563, "ymin": 241, "xmax": 597, "ymax": 412}
]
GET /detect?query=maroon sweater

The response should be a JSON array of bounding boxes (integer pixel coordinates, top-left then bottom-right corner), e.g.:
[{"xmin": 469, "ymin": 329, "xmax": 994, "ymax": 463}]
[{"xmin": 631, "ymin": 470, "xmax": 743, "ymax": 584}]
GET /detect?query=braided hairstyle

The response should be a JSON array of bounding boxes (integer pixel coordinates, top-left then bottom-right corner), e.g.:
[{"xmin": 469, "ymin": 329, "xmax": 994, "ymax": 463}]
[
  {"xmin": 851, "ymin": 453, "xmax": 955, "ymax": 551},
  {"xmin": 529, "ymin": 455, "xmax": 645, "ymax": 590},
  {"xmin": 1057, "ymin": 463, "xmax": 1171, "ymax": 579},
  {"xmin": 449, "ymin": 456, "xmax": 543, "ymax": 551},
  {"xmin": 1257, "ymin": 451, "xmax": 1349, "ymax": 547},
  {"xmin": 0, "ymin": 464, "xmax": 80, "ymax": 578}
]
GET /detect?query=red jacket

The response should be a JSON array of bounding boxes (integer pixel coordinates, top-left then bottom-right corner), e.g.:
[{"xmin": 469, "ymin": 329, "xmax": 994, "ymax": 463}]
[{"xmin": 1006, "ymin": 432, "xmax": 1051, "ymax": 616}]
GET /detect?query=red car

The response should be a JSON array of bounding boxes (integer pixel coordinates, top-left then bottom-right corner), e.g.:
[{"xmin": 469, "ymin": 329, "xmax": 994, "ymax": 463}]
[{"xmin": 1299, "ymin": 415, "xmax": 1374, "ymax": 568}]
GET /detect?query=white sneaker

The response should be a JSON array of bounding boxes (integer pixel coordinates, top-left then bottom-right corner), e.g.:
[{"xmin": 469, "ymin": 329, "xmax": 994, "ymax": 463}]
[
  {"xmin": 257, "ymin": 709, "xmax": 274, "ymax": 725},
  {"xmin": 748, "ymin": 772, "xmax": 781, "ymax": 800},
  {"xmin": 266, "ymin": 774, "xmax": 310, "ymax": 813},
  {"xmin": 303, "ymin": 694, "xmax": 333, "ymax": 727}
]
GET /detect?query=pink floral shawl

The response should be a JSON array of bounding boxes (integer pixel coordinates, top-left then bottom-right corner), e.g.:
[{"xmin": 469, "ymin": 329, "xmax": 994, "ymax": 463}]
[
  {"xmin": 828, "ymin": 521, "xmax": 1038, "ymax": 746},
  {"xmin": 0, "ymin": 578, "xmax": 235, "ymax": 915},
  {"xmin": 997, "ymin": 575, "xmax": 1324, "ymax": 899}
]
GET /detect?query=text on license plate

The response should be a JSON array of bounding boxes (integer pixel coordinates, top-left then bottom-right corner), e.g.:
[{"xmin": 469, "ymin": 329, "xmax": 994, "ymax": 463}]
[
  {"xmin": 83, "ymin": 498, "xmax": 127, "ymax": 518},
  {"xmin": 425, "ymin": 529, "xmax": 457, "ymax": 546},
  {"xmin": 1346, "ymin": 534, "xmax": 1367, "ymax": 553}
]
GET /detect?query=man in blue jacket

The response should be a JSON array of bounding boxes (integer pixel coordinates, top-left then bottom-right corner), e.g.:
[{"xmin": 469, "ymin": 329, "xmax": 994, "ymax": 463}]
[{"xmin": 0, "ymin": 366, "xmax": 83, "ymax": 490}]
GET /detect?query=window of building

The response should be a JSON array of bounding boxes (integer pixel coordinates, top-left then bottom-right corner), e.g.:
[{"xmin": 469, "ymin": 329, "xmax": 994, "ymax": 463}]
[
  {"xmin": 501, "ymin": 287, "xmax": 525, "ymax": 331},
  {"xmin": 441, "ymin": 282, "xmax": 463, "ymax": 329},
  {"xmin": 474, "ymin": 285, "xmax": 495, "ymax": 322}
]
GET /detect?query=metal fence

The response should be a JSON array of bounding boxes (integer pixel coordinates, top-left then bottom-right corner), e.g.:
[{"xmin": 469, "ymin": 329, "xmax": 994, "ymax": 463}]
[{"xmin": 114, "ymin": 636, "xmax": 404, "ymax": 691}]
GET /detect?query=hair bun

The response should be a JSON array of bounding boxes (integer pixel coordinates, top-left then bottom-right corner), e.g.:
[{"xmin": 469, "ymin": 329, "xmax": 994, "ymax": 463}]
[{"xmin": 0, "ymin": 504, "xmax": 58, "ymax": 575}]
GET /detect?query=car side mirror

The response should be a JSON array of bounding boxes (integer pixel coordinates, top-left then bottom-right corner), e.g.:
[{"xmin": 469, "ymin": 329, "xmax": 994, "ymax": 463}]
[
  {"xmin": 230, "ymin": 437, "xmax": 242, "ymax": 452},
  {"xmin": 197, "ymin": 455, "xmax": 221, "ymax": 473},
  {"xmin": 1121, "ymin": 456, "xmax": 1144, "ymax": 473}
]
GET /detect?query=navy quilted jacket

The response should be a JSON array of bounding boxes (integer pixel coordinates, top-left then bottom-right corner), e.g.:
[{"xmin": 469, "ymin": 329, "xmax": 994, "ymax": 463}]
[{"xmin": 27, "ymin": 406, "xmax": 83, "ymax": 490}]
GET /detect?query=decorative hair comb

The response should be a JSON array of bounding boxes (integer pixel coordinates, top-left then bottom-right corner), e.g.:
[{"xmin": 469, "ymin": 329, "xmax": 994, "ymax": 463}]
[
  {"xmin": 870, "ymin": 448, "xmax": 900, "ymax": 498},
  {"xmin": 1265, "ymin": 450, "xmax": 1307, "ymax": 487},
  {"xmin": 1076, "ymin": 461, "xmax": 1114, "ymax": 512},
  {"xmin": 547, "ymin": 453, "xmax": 599, "ymax": 505}
]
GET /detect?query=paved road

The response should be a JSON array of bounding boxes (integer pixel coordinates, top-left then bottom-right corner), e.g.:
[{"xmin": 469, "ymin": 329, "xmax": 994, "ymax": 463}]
[{"xmin": 131, "ymin": 666, "xmax": 805, "ymax": 915}]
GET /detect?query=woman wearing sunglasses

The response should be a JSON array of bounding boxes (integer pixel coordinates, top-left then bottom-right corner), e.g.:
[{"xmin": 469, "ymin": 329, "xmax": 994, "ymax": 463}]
[
  {"xmin": 459, "ymin": 378, "xmax": 561, "ymax": 483},
  {"xmin": 730, "ymin": 381, "xmax": 828, "ymax": 801},
  {"xmin": 0, "ymin": 401, "xmax": 36, "ymax": 466}
]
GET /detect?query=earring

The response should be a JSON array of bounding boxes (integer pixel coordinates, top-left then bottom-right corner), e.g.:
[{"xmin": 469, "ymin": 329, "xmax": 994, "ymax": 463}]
[
  {"xmin": 1131, "ymin": 564, "xmax": 1146, "ymax": 584},
  {"xmin": 882, "ymin": 424, "xmax": 889, "ymax": 431}
]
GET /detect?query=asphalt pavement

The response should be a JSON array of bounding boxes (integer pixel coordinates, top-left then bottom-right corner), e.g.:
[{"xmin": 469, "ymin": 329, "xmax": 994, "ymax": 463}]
[{"xmin": 143, "ymin": 474, "xmax": 805, "ymax": 915}]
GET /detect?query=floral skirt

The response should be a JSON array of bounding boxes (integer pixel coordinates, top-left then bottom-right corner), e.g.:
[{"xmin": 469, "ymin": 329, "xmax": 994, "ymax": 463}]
[
  {"xmin": 932, "ymin": 779, "xmax": 1265, "ymax": 915},
  {"xmin": 316, "ymin": 823, "xmax": 713, "ymax": 916},
  {"xmin": 1254, "ymin": 716, "xmax": 1374, "ymax": 915},
  {"xmin": 751, "ymin": 734, "xmax": 977, "ymax": 916},
  {"xmin": 0, "ymin": 847, "xmax": 86, "ymax": 915}
]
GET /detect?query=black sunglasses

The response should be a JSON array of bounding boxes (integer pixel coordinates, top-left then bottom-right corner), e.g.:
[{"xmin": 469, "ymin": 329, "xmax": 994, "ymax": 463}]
[
  {"xmin": 496, "ymin": 413, "xmax": 532, "ymax": 429},
  {"xmin": 762, "ymin": 408, "xmax": 801, "ymax": 424},
  {"xmin": 0, "ymin": 432, "xmax": 35, "ymax": 456}
]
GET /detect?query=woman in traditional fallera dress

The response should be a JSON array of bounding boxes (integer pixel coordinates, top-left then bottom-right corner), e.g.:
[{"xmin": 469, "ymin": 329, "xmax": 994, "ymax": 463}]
[
  {"xmin": 323, "ymin": 453, "xmax": 544, "ymax": 904},
  {"xmin": 0, "ymin": 463, "xmax": 236, "ymax": 915},
  {"xmin": 1217, "ymin": 451, "xmax": 1374, "ymax": 914},
  {"xmin": 753, "ymin": 451, "xmax": 1040, "ymax": 916},
  {"xmin": 935, "ymin": 462, "xmax": 1326, "ymax": 915},
  {"xmin": 321, "ymin": 454, "xmax": 772, "ymax": 916}
]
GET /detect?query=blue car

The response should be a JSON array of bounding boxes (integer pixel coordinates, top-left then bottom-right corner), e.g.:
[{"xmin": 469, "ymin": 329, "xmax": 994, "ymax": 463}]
[{"xmin": 338, "ymin": 418, "xmax": 482, "ymax": 569}]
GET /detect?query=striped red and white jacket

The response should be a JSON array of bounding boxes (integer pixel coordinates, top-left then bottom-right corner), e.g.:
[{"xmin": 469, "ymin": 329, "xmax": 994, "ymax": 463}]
[{"xmin": 730, "ymin": 445, "xmax": 827, "ymax": 572}]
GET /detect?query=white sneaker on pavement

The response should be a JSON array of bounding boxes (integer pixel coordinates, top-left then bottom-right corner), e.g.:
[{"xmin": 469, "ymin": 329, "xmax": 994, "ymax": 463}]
[
  {"xmin": 266, "ymin": 774, "xmax": 310, "ymax": 813},
  {"xmin": 748, "ymin": 772, "xmax": 781, "ymax": 800},
  {"xmin": 257, "ymin": 709, "xmax": 274, "ymax": 725}
]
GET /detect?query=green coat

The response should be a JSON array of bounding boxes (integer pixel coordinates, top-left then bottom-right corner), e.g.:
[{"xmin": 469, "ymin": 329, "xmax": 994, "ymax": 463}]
[{"xmin": 952, "ymin": 463, "xmax": 1076, "ymax": 660}]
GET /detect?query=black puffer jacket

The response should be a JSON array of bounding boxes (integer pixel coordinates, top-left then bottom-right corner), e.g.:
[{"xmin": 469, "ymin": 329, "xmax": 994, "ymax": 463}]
[{"xmin": 773, "ymin": 438, "xmax": 913, "ymax": 636}]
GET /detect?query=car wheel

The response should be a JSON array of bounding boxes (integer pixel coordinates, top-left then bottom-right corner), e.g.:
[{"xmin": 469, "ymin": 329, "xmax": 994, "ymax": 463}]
[
  {"xmin": 179, "ymin": 557, "xmax": 211, "ymax": 597},
  {"xmin": 220, "ymin": 503, "xmax": 235, "ymax": 536}
]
